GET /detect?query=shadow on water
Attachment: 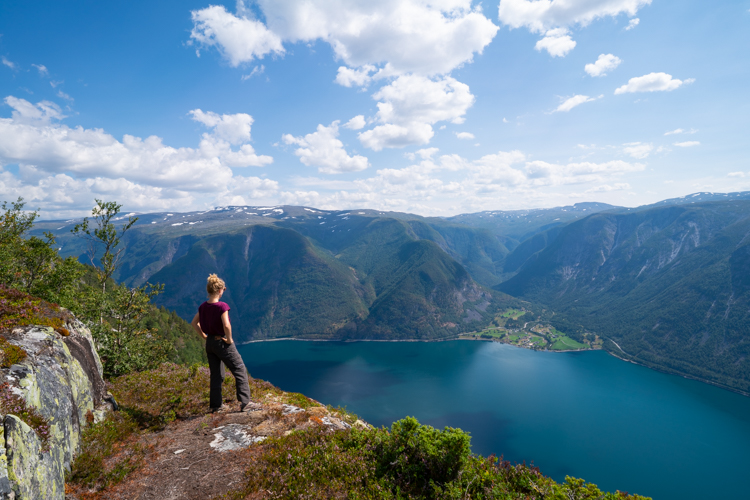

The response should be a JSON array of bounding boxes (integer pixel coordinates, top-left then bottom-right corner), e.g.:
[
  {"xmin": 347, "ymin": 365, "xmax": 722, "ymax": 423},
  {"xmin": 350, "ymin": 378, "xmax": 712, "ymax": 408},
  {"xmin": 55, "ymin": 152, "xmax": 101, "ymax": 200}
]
[{"xmin": 247, "ymin": 358, "xmax": 402, "ymax": 402}]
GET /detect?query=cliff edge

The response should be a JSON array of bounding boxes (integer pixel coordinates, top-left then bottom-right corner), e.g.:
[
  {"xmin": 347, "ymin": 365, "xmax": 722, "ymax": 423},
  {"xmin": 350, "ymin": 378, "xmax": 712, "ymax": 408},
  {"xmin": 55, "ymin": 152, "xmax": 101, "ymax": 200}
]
[{"xmin": 0, "ymin": 319, "xmax": 111, "ymax": 499}]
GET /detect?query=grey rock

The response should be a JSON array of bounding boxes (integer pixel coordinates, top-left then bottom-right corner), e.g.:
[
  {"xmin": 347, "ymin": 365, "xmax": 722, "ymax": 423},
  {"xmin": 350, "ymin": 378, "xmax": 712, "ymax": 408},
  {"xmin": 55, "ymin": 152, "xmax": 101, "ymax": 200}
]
[{"xmin": 1, "ymin": 320, "xmax": 107, "ymax": 499}]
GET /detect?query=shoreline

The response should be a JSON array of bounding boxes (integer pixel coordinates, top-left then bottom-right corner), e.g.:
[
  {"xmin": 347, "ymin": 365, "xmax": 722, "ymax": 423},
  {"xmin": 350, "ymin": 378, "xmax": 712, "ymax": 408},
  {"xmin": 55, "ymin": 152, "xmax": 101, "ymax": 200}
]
[
  {"xmin": 240, "ymin": 336, "xmax": 595, "ymax": 353},
  {"xmin": 603, "ymin": 340, "xmax": 750, "ymax": 398},
  {"xmin": 239, "ymin": 336, "xmax": 750, "ymax": 397}
]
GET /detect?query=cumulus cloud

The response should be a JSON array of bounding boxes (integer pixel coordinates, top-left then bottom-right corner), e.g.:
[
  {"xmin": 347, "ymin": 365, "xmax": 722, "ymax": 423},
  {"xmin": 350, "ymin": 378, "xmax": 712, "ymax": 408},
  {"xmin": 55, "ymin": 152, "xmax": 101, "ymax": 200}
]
[
  {"xmin": 283, "ymin": 121, "xmax": 369, "ymax": 174},
  {"xmin": 535, "ymin": 28, "xmax": 576, "ymax": 57},
  {"xmin": 585, "ymin": 54, "xmax": 622, "ymax": 77},
  {"xmin": 3, "ymin": 96, "xmax": 65, "ymax": 125},
  {"xmin": 189, "ymin": 5, "xmax": 284, "ymax": 66},
  {"xmin": 189, "ymin": 109, "xmax": 273, "ymax": 168},
  {"xmin": 615, "ymin": 73, "xmax": 694, "ymax": 94},
  {"xmin": 498, "ymin": 0, "xmax": 649, "ymax": 54},
  {"xmin": 0, "ymin": 96, "xmax": 278, "ymax": 216},
  {"xmin": 358, "ymin": 75, "xmax": 474, "ymax": 151},
  {"xmin": 498, "ymin": 0, "xmax": 651, "ymax": 33},
  {"xmin": 191, "ymin": 0, "xmax": 498, "ymax": 76},
  {"xmin": 344, "ymin": 115, "xmax": 367, "ymax": 130},
  {"xmin": 625, "ymin": 18, "xmax": 640, "ymax": 30},
  {"xmin": 455, "ymin": 132, "xmax": 475, "ymax": 140},
  {"xmin": 554, "ymin": 94, "xmax": 601, "ymax": 112},
  {"xmin": 335, "ymin": 65, "xmax": 376, "ymax": 87},
  {"xmin": 622, "ymin": 142, "xmax": 653, "ymax": 159},
  {"xmin": 674, "ymin": 141, "xmax": 700, "ymax": 147}
]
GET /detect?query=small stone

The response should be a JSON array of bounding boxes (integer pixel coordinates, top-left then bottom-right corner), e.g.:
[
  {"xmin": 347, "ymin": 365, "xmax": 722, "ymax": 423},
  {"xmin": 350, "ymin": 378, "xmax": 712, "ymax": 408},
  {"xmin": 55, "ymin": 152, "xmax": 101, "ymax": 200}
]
[{"xmin": 174, "ymin": 449, "xmax": 186, "ymax": 454}]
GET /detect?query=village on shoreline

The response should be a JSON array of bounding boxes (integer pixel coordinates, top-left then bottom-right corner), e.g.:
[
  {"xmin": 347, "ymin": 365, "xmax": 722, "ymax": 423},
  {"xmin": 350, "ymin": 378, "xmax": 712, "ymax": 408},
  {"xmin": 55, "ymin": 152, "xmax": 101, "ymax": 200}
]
[{"xmin": 460, "ymin": 308, "xmax": 604, "ymax": 352}]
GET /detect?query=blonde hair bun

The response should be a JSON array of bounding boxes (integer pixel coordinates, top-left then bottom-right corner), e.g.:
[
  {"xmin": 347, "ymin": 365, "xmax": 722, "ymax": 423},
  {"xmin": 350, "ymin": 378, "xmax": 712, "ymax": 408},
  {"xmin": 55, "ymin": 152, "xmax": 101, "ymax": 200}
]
[{"xmin": 206, "ymin": 274, "xmax": 226, "ymax": 295}]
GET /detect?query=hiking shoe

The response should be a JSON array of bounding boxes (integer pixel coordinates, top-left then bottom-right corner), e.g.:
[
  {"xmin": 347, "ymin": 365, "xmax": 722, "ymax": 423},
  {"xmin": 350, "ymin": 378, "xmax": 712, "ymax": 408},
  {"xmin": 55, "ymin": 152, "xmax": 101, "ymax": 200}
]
[
  {"xmin": 240, "ymin": 402, "xmax": 263, "ymax": 412},
  {"xmin": 210, "ymin": 404, "xmax": 229, "ymax": 413}
]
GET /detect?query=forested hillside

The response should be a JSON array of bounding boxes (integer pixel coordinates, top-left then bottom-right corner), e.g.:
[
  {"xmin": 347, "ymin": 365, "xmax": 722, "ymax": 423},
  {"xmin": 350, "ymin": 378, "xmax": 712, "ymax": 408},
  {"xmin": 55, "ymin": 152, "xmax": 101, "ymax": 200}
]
[
  {"xmin": 34, "ymin": 207, "xmax": 515, "ymax": 342},
  {"xmin": 497, "ymin": 200, "xmax": 750, "ymax": 393}
]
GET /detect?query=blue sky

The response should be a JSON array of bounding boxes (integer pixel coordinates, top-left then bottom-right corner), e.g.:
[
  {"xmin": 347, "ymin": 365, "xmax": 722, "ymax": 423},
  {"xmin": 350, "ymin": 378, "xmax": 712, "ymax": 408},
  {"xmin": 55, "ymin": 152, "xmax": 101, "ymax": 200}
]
[{"xmin": 1, "ymin": 0, "xmax": 748, "ymax": 217}]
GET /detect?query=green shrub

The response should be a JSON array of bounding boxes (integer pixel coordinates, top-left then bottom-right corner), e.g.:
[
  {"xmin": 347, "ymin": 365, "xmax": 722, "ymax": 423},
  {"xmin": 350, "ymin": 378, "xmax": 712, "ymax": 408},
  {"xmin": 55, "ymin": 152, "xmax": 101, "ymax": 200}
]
[{"xmin": 231, "ymin": 417, "xmax": 651, "ymax": 500}]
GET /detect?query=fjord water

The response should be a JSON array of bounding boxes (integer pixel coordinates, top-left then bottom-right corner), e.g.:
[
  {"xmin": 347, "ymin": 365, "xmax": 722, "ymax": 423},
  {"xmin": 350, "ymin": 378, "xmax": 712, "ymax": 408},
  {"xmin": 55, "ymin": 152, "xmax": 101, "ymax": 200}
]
[{"xmin": 238, "ymin": 340, "xmax": 750, "ymax": 500}]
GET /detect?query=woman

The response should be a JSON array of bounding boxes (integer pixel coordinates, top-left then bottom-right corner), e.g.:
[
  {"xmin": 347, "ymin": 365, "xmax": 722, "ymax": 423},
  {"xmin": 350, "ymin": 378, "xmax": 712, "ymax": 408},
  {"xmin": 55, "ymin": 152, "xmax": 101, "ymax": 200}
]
[{"xmin": 191, "ymin": 274, "xmax": 259, "ymax": 412}]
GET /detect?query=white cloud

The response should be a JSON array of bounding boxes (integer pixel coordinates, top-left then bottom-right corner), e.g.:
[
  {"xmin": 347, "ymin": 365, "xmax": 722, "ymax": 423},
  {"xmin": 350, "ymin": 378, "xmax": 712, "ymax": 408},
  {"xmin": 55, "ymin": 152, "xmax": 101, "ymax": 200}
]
[
  {"xmin": 31, "ymin": 64, "xmax": 48, "ymax": 76},
  {"xmin": 456, "ymin": 132, "xmax": 475, "ymax": 140},
  {"xmin": 344, "ymin": 115, "xmax": 366, "ymax": 130},
  {"xmin": 189, "ymin": 109, "xmax": 273, "ymax": 168},
  {"xmin": 622, "ymin": 142, "xmax": 653, "ymax": 159},
  {"xmin": 535, "ymin": 28, "xmax": 576, "ymax": 57},
  {"xmin": 615, "ymin": 73, "xmax": 694, "ymax": 94},
  {"xmin": 335, "ymin": 65, "xmax": 376, "ymax": 87},
  {"xmin": 192, "ymin": 1, "xmax": 498, "ymax": 76},
  {"xmin": 674, "ymin": 141, "xmax": 700, "ymax": 147},
  {"xmin": 498, "ymin": 0, "xmax": 650, "ymax": 55},
  {"xmin": 498, "ymin": 0, "xmax": 651, "ymax": 33},
  {"xmin": 241, "ymin": 65, "xmax": 265, "ymax": 80},
  {"xmin": 586, "ymin": 183, "xmax": 630, "ymax": 193},
  {"xmin": 189, "ymin": 5, "xmax": 284, "ymax": 67},
  {"xmin": 625, "ymin": 18, "xmax": 640, "ymax": 30},
  {"xmin": 0, "ymin": 96, "xmax": 274, "ymax": 203},
  {"xmin": 728, "ymin": 172, "xmax": 745, "ymax": 178},
  {"xmin": 1, "ymin": 57, "xmax": 16, "ymax": 70},
  {"xmin": 49, "ymin": 80, "xmax": 63, "ymax": 89},
  {"xmin": 585, "ymin": 54, "xmax": 622, "ymax": 77},
  {"xmin": 3, "ymin": 96, "xmax": 65, "ymax": 125},
  {"xmin": 664, "ymin": 128, "xmax": 697, "ymax": 136},
  {"xmin": 283, "ymin": 121, "xmax": 369, "ymax": 174},
  {"xmin": 554, "ymin": 94, "xmax": 601, "ymax": 112},
  {"xmin": 267, "ymin": 149, "xmax": 646, "ymax": 216},
  {"xmin": 57, "ymin": 90, "xmax": 73, "ymax": 102},
  {"xmin": 358, "ymin": 75, "xmax": 474, "ymax": 151}
]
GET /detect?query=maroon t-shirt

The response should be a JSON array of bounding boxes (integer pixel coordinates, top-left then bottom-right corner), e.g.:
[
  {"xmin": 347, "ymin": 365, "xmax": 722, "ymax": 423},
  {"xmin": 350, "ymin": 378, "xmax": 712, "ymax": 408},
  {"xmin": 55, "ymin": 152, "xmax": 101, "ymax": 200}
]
[{"xmin": 198, "ymin": 301, "xmax": 230, "ymax": 337}]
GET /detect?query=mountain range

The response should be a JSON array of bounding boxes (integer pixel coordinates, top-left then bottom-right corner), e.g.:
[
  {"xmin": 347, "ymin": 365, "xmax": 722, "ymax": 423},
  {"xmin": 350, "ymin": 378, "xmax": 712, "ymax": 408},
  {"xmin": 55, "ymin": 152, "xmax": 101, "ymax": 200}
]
[{"xmin": 33, "ymin": 191, "xmax": 750, "ymax": 393}]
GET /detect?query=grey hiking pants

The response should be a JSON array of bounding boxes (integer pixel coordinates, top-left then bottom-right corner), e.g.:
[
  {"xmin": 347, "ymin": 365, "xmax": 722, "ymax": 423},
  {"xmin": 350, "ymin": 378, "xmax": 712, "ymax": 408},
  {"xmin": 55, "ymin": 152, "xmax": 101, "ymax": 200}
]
[{"xmin": 205, "ymin": 336, "xmax": 251, "ymax": 408}]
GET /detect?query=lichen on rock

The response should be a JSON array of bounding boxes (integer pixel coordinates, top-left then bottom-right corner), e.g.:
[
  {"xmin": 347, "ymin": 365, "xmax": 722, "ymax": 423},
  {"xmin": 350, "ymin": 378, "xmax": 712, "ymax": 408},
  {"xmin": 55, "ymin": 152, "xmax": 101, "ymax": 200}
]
[{"xmin": 0, "ymin": 319, "xmax": 109, "ymax": 499}]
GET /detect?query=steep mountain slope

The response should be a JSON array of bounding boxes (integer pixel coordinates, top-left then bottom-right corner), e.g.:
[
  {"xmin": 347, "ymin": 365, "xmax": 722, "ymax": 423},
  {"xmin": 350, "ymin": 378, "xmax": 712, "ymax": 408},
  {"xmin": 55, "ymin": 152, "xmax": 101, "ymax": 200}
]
[
  {"xmin": 149, "ymin": 225, "xmax": 369, "ymax": 340},
  {"xmin": 33, "ymin": 208, "xmax": 509, "ymax": 342},
  {"xmin": 497, "ymin": 201, "xmax": 750, "ymax": 393}
]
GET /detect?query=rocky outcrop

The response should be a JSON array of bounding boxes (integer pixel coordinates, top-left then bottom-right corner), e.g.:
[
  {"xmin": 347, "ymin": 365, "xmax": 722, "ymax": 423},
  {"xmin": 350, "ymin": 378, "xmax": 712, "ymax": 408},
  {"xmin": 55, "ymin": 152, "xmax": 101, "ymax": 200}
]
[{"xmin": 0, "ymin": 320, "xmax": 109, "ymax": 500}]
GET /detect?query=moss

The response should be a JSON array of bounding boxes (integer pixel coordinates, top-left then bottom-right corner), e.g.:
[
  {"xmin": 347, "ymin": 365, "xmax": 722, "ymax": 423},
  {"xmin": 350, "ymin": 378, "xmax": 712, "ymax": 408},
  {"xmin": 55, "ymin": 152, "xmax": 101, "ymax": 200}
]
[
  {"xmin": 0, "ymin": 337, "xmax": 26, "ymax": 368},
  {"xmin": 0, "ymin": 382, "xmax": 50, "ymax": 452},
  {"xmin": 281, "ymin": 391, "xmax": 320, "ymax": 409}
]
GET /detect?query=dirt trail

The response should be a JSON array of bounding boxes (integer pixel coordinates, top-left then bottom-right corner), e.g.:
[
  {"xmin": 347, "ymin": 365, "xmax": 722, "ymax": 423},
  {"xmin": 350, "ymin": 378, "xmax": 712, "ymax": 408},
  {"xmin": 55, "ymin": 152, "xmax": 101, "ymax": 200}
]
[{"xmin": 66, "ymin": 399, "xmax": 364, "ymax": 500}]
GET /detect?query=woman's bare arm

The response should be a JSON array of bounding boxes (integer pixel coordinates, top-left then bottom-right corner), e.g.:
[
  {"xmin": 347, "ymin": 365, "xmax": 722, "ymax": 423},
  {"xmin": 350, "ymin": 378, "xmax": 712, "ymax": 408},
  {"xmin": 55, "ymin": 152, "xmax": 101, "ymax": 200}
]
[
  {"xmin": 221, "ymin": 311, "xmax": 233, "ymax": 344},
  {"xmin": 191, "ymin": 312, "xmax": 207, "ymax": 339}
]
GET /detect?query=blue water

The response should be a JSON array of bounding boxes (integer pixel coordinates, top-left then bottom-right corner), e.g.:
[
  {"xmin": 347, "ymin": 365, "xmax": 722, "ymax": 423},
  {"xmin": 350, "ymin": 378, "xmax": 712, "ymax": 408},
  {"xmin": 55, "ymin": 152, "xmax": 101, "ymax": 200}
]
[{"xmin": 237, "ymin": 340, "xmax": 750, "ymax": 500}]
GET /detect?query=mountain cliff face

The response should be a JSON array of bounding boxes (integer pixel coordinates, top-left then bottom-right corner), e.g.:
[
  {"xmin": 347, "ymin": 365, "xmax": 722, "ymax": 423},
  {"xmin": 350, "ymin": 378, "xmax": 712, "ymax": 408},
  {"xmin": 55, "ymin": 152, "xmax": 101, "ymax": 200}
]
[{"xmin": 497, "ymin": 201, "xmax": 750, "ymax": 393}]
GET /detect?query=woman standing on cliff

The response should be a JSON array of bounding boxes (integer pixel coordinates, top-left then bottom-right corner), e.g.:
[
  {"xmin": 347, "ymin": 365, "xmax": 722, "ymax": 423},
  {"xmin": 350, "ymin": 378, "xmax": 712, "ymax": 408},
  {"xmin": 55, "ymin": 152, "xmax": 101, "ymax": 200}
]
[{"xmin": 191, "ymin": 274, "xmax": 260, "ymax": 412}]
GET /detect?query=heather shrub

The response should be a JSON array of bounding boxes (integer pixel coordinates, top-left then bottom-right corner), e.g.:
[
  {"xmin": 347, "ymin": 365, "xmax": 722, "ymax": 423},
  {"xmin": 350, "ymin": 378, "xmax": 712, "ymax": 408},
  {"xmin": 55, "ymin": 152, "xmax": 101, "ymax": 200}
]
[
  {"xmin": 68, "ymin": 412, "xmax": 144, "ymax": 489},
  {"xmin": 231, "ymin": 417, "xmax": 652, "ymax": 500},
  {"xmin": 0, "ymin": 382, "xmax": 51, "ymax": 451}
]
